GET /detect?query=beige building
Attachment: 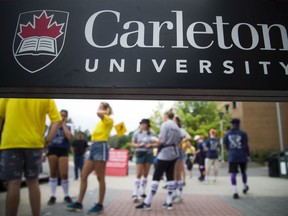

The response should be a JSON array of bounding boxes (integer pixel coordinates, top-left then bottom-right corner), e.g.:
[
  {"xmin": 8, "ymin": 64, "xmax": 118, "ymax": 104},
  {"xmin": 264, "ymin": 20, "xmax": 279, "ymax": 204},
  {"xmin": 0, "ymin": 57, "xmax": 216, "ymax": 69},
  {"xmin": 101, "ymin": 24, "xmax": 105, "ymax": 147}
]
[{"xmin": 219, "ymin": 102, "xmax": 288, "ymax": 151}]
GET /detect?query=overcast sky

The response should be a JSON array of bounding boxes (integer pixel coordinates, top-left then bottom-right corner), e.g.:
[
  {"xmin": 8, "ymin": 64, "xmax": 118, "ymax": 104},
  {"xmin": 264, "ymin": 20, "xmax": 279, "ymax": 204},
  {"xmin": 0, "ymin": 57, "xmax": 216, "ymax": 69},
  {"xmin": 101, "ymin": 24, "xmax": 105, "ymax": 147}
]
[{"xmin": 53, "ymin": 99, "xmax": 175, "ymax": 135}]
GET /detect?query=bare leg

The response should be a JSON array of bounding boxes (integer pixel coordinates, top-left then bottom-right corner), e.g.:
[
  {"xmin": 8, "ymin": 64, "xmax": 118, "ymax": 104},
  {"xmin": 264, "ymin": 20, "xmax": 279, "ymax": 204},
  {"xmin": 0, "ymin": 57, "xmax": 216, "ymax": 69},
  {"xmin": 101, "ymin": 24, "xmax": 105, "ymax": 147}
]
[
  {"xmin": 136, "ymin": 164, "xmax": 144, "ymax": 179},
  {"xmin": 174, "ymin": 160, "xmax": 182, "ymax": 181},
  {"xmin": 26, "ymin": 178, "xmax": 41, "ymax": 216},
  {"xmin": 77, "ymin": 160, "xmax": 94, "ymax": 203},
  {"xmin": 95, "ymin": 161, "xmax": 106, "ymax": 205},
  {"xmin": 48, "ymin": 155, "xmax": 58, "ymax": 178},
  {"xmin": 47, "ymin": 155, "xmax": 59, "ymax": 198},
  {"xmin": 143, "ymin": 163, "xmax": 151, "ymax": 178},
  {"xmin": 6, "ymin": 179, "xmax": 21, "ymax": 216},
  {"xmin": 59, "ymin": 156, "xmax": 69, "ymax": 197},
  {"xmin": 182, "ymin": 161, "xmax": 186, "ymax": 184},
  {"xmin": 58, "ymin": 157, "xmax": 69, "ymax": 180},
  {"xmin": 141, "ymin": 163, "xmax": 152, "ymax": 195}
]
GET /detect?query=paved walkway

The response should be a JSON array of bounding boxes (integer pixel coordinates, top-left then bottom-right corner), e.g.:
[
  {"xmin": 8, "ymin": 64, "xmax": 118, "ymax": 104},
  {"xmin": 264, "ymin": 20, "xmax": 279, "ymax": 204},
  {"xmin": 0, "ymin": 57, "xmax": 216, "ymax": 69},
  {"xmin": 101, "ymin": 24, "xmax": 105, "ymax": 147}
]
[{"xmin": 1, "ymin": 162, "xmax": 288, "ymax": 216}]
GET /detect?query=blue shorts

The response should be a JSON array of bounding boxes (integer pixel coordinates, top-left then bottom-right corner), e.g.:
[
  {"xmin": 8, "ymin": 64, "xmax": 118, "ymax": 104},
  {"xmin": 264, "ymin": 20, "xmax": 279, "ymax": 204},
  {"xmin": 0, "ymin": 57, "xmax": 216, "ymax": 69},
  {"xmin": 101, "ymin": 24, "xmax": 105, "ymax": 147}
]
[
  {"xmin": 88, "ymin": 142, "xmax": 109, "ymax": 161},
  {"xmin": 136, "ymin": 152, "xmax": 154, "ymax": 164},
  {"xmin": 0, "ymin": 148, "xmax": 42, "ymax": 180},
  {"xmin": 178, "ymin": 150, "xmax": 185, "ymax": 161}
]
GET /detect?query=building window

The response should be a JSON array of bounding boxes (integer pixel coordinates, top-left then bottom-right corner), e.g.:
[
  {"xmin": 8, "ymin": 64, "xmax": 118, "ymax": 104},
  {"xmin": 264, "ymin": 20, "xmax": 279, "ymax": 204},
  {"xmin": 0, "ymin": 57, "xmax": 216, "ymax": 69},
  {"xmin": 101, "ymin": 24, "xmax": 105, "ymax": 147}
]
[
  {"xmin": 225, "ymin": 104, "xmax": 230, "ymax": 114},
  {"xmin": 232, "ymin": 101, "xmax": 238, "ymax": 110}
]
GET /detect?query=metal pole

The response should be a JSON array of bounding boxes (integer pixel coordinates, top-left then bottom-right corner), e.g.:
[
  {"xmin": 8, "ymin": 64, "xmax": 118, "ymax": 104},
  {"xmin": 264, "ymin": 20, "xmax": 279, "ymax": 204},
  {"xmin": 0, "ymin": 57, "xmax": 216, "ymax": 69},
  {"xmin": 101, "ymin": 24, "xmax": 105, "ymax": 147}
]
[{"xmin": 276, "ymin": 102, "xmax": 284, "ymax": 151}]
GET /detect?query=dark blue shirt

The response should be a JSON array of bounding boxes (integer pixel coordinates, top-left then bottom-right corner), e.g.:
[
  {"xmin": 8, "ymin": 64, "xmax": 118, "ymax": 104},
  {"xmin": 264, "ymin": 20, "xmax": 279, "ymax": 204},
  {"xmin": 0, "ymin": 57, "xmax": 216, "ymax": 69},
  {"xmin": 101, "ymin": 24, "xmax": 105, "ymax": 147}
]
[
  {"xmin": 49, "ymin": 126, "xmax": 71, "ymax": 149},
  {"xmin": 224, "ymin": 129, "xmax": 249, "ymax": 163},
  {"xmin": 205, "ymin": 138, "xmax": 219, "ymax": 159},
  {"xmin": 197, "ymin": 141, "xmax": 207, "ymax": 158}
]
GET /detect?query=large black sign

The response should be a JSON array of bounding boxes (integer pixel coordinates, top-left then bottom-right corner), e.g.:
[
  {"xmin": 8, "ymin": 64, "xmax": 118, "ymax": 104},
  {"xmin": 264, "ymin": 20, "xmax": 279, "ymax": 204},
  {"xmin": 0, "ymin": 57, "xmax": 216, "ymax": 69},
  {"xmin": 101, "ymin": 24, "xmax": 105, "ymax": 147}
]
[{"xmin": 0, "ymin": 0, "xmax": 288, "ymax": 100}]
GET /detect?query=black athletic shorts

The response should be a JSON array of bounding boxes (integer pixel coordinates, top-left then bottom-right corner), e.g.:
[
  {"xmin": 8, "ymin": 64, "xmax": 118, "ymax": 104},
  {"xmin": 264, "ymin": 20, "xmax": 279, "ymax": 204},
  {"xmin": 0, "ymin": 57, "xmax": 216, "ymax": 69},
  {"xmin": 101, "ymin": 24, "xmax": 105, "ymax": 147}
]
[
  {"xmin": 229, "ymin": 162, "xmax": 247, "ymax": 173},
  {"xmin": 47, "ymin": 147, "xmax": 69, "ymax": 157},
  {"xmin": 153, "ymin": 159, "xmax": 177, "ymax": 181}
]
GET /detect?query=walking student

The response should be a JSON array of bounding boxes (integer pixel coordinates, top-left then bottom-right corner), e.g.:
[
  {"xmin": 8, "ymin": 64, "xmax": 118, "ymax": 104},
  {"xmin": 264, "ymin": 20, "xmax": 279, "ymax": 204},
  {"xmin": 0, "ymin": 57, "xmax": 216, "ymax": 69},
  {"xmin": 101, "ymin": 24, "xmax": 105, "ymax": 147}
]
[
  {"xmin": 185, "ymin": 144, "xmax": 196, "ymax": 179},
  {"xmin": 47, "ymin": 109, "xmax": 73, "ymax": 205},
  {"xmin": 71, "ymin": 131, "xmax": 89, "ymax": 180},
  {"xmin": 131, "ymin": 118, "xmax": 158, "ymax": 202},
  {"xmin": 194, "ymin": 135, "xmax": 207, "ymax": 182},
  {"xmin": 67, "ymin": 102, "xmax": 114, "ymax": 214},
  {"xmin": 136, "ymin": 109, "xmax": 182, "ymax": 211},
  {"xmin": 224, "ymin": 118, "xmax": 250, "ymax": 199},
  {"xmin": 205, "ymin": 129, "xmax": 220, "ymax": 183},
  {"xmin": 0, "ymin": 98, "xmax": 61, "ymax": 216}
]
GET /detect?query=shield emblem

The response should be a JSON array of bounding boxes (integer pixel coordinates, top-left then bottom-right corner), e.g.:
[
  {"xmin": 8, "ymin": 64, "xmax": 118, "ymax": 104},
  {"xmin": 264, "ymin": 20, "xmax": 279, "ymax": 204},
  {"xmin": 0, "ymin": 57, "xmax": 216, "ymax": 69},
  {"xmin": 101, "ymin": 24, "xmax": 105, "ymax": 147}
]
[{"xmin": 13, "ymin": 10, "xmax": 69, "ymax": 73}]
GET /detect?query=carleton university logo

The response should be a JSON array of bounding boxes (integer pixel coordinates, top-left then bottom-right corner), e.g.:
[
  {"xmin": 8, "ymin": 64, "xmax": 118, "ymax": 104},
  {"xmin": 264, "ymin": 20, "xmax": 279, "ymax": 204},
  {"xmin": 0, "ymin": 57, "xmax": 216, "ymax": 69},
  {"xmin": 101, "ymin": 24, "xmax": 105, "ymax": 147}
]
[{"xmin": 13, "ymin": 10, "xmax": 69, "ymax": 73}]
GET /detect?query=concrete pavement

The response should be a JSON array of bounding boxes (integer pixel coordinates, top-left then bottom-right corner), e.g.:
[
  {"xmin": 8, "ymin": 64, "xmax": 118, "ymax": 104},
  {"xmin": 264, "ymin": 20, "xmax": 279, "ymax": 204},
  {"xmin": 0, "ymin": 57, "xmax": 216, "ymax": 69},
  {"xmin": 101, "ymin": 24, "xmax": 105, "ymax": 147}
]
[{"xmin": 0, "ymin": 161, "xmax": 288, "ymax": 216}]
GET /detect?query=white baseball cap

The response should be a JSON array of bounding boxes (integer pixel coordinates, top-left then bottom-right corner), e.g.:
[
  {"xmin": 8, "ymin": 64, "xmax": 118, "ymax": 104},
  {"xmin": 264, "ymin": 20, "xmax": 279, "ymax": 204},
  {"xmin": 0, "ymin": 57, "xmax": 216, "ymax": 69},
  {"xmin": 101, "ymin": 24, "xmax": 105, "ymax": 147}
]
[{"xmin": 194, "ymin": 135, "xmax": 201, "ymax": 141}]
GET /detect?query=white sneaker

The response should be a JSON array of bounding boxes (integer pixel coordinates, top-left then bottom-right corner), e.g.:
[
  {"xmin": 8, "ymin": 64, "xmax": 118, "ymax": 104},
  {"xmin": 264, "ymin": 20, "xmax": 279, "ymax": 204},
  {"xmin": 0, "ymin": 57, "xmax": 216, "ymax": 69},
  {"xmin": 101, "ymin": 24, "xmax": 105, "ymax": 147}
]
[
  {"xmin": 173, "ymin": 196, "xmax": 183, "ymax": 203},
  {"xmin": 162, "ymin": 202, "xmax": 173, "ymax": 210},
  {"xmin": 132, "ymin": 195, "xmax": 139, "ymax": 203}
]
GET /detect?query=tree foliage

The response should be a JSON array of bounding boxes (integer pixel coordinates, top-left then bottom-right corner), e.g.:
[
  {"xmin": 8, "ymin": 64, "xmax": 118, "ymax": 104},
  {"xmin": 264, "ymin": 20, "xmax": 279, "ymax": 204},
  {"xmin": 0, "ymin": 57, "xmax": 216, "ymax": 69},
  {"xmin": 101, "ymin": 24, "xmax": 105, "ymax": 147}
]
[
  {"xmin": 108, "ymin": 132, "xmax": 133, "ymax": 149},
  {"xmin": 149, "ymin": 101, "xmax": 231, "ymax": 141},
  {"xmin": 173, "ymin": 101, "xmax": 231, "ymax": 139},
  {"xmin": 72, "ymin": 127, "xmax": 91, "ymax": 141},
  {"xmin": 149, "ymin": 102, "xmax": 165, "ymax": 135}
]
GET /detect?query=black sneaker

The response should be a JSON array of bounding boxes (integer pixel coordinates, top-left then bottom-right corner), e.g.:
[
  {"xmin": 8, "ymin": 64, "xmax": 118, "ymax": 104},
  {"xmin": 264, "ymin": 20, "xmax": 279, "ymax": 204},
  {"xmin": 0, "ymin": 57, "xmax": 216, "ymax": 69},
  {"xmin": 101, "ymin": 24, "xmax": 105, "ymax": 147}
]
[
  {"xmin": 198, "ymin": 176, "xmax": 204, "ymax": 182},
  {"xmin": 162, "ymin": 202, "xmax": 173, "ymax": 210},
  {"xmin": 66, "ymin": 202, "xmax": 83, "ymax": 212},
  {"xmin": 233, "ymin": 193, "xmax": 239, "ymax": 199},
  {"xmin": 141, "ymin": 194, "xmax": 147, "ymax": 199},
  {"xmin": 47, "ymin": 196, "xmax": 56, "ymax": 205},
  {"xmin": 135, "ymin": 202, "xmax": 151, "ymax": 211},
  {"xmin": 64, "ymin": 196, "xmax": 72, "ymax": 203},
  {"xmin": 243, "ymin": 185, "xmax": 249, "ymax": 194}
]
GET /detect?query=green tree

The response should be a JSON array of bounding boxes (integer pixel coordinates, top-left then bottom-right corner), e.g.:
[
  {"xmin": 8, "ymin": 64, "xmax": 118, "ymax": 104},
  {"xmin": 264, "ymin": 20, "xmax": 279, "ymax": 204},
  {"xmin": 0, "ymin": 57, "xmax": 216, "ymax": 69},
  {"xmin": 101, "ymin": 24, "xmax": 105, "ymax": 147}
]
[
  {"xmin": 149, "ymin": 102, "xmax": 166, "ymax": 135},
  {"xmin": 173, "ymin": 101, "xmax": 231, "ymax": 139},
  {"xmin": 148, "ymin": 101, "xmax": 231, "ymax": 140},
  {"xmin": 73, "ymin": 127, "xmax": 91, "ymax": 141},
  {"xmin": 108, "ymin": 133, "xmax": 132, "ymax": 149}
]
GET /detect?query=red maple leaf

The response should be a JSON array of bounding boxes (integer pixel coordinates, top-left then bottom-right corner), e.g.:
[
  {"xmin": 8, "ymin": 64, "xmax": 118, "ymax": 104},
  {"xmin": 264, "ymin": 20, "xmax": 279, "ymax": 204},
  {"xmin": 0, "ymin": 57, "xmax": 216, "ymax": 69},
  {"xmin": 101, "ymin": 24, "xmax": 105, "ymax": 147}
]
[{"xmin": 19, "ymin": 11, "xmax": 64, "ymax": 39}]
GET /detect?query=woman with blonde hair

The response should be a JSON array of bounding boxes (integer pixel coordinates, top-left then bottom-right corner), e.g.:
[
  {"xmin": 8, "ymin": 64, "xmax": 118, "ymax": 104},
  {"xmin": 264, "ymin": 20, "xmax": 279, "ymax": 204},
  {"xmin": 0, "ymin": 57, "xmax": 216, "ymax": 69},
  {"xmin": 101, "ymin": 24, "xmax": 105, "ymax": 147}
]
[
  {"xmin": 136, "ymin": 109, "xmax": 182, "ymax": 211},
  {"xmin": 67, "ymin": 102, "xmax": 113, "ymax": 214}
]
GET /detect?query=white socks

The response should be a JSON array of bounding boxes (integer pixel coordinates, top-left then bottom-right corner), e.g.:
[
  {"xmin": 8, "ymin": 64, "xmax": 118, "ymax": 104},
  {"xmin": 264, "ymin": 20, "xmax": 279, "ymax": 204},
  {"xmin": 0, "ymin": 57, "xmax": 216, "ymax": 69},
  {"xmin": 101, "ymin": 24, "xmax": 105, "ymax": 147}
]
[
  {"xmin": 132, "ymin": 178, "xmax": 141, "ymax": 196},
  {"xmin": 232, "ymin": 185, "xmax": 238, "ymax": 194},
  {"xmin": 141, "ymin": 177, "xmax": 148, "ymax": 195},
  {"xmin": 144, "ymin": 180, "xmax": 159, "ymax": 205},
  {"xmin": 243, "ymin": 183, "xmax": 247, "ymax": 190},
  {"xmin": 49, "ymin": 178, "xmax": 57, "ymax": 197},
  {"xmin": 177, "ymin": 180, "xmax": 184, "ymax": 198},
  {"xmin": 61, "ymin": 179, "xmax": 69, "ymax": 197},
  {"xmin": 49, "ymin": 178, "xmax": 69, "ymax": 197},
  {"xmin": 166, "ymin": 181, "xmax": 175, "ymax": 204}
]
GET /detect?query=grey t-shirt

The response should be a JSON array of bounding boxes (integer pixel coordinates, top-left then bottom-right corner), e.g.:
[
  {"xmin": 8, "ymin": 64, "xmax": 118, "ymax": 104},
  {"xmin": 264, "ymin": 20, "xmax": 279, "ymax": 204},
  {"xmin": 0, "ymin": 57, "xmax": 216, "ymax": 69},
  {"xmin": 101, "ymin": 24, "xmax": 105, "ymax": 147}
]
[
  {"xmin": 132, "ymin": 129, "xmax": 156, "ymax": 154},
  {"xmin": 157, "ymin": 119, "xmax": 182, "ymax": 161}
]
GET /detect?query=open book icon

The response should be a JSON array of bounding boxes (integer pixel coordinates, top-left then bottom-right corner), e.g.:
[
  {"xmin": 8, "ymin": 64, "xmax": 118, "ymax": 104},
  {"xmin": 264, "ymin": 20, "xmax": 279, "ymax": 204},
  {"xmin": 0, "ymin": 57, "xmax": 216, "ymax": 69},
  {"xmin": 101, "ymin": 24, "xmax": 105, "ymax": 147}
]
[{"xmin": 16, "ymin": 36, "xmax": 57, "ymax": 56}]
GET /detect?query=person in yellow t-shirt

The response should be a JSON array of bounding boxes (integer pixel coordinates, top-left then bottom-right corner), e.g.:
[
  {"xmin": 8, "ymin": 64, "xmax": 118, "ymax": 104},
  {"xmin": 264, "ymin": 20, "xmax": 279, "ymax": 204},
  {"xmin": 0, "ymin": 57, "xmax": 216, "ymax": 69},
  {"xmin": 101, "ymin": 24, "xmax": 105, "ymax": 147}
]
[
  {"xmin": 67, "ymin": 102, "xmax": 114, "ymax": 214},
  {"xmin": 185, "ymin": 144, "xmax": 196, "ymax": 179},
  {"xmin": 0, "ymin": 98, "xmax": 61, "ymax": 216}
]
